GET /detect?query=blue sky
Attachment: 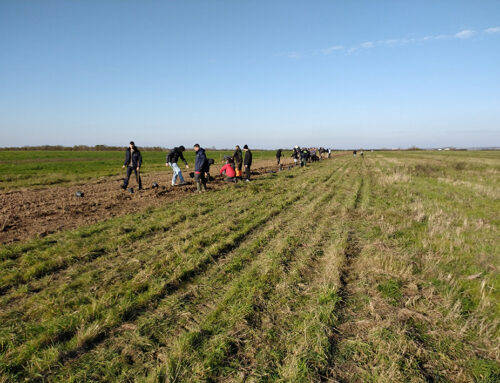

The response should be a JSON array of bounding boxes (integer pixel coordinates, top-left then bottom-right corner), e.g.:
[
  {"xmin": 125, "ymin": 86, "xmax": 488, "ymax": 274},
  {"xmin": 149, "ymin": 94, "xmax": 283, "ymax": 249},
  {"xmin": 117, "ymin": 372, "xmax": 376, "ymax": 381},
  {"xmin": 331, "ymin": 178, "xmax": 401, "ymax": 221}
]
[{"xmin": 1, "ymin": 1, "xmax": 499, "ymax": 149}]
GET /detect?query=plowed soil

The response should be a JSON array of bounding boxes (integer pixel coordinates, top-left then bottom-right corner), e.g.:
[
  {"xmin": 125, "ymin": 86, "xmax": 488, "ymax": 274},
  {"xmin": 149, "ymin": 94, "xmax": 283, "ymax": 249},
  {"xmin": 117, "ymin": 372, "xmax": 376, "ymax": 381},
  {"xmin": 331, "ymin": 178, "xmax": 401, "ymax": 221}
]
[{"xmin": 0, "ymin": 159, "xmax": 296, "ymax": 244}]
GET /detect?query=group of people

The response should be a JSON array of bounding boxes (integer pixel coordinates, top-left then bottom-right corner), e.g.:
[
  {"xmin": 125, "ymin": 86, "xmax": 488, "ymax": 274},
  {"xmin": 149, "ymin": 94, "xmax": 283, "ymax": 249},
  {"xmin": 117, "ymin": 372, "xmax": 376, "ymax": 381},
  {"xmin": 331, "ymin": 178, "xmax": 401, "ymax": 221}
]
[
  {"xmin": 121, "ymin": 142, "xmax": 335, "ymax": 193},
  {"xmin": 121, "ymin": 142, "xmax": 253, "ymax": 193},
  {"xmin": 291, "ymin": 146, "xmax": 332, "ymax": 167}
]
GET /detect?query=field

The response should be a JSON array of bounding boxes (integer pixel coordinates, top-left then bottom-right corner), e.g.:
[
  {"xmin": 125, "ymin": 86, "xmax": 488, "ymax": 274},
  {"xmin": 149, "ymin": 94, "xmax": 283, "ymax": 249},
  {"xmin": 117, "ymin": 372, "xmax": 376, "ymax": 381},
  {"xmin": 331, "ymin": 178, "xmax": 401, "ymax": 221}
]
[
  {"xmin": 0, "ymin": 150, "xmax": 289, "ymax": 191},
  {"xmin": 0, "ymin": 151, "xmax": 499, "ymax": 382}
]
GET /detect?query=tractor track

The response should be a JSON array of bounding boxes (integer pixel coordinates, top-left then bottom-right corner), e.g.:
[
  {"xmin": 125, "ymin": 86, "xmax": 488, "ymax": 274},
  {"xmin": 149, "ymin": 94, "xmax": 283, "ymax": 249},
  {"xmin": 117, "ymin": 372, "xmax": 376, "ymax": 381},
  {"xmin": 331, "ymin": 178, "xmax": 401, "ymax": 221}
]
[{"xmin": 324, "ymin": 162, "xmax": 367, "ymax": 382}]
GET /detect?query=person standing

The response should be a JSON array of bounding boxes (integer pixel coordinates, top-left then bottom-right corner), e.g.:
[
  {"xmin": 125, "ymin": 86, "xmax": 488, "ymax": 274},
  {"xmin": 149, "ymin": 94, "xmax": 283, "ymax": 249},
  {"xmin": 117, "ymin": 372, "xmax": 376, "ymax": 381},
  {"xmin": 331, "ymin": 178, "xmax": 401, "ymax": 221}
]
[
  {"xmin": 233, "ymin": 145, "xmax": 243, "ymax": 179},
  {"xmin": 292, "ymin": 146, "xmax": 300, "ymax": 165},
  {"xmin": 300, "ymin": 148, "xmax": 310, "ymax": 167},
  {"xmin": 276, "ymin": 149, "xmax": 282, "ymax": 165},
  {"xmin": 243, "ymin": 144, "xmax": 252, "ymax": 181},
  {"xmin": 121, "ymin": 141, "xmax": 142, "ymax": 190},
  {"xmin": 193, "ymin": 144, "xmax": 209, "ymax": 192},
  {"xmin": 166, "ymin": 146, "xmax": 189, "ymax": 186}
]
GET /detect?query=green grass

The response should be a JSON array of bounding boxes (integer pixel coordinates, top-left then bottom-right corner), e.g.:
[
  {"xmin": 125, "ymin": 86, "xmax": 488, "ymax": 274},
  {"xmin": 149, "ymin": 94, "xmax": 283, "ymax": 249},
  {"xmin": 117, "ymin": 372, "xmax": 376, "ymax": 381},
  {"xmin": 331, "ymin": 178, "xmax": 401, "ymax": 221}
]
[
  {"xmin": 0, "ymin": 149, "xmax": 291, "ymax": 191},
  {"xmin": 0, "ymin": 151, "xmax": 498, "ymax": 382}
]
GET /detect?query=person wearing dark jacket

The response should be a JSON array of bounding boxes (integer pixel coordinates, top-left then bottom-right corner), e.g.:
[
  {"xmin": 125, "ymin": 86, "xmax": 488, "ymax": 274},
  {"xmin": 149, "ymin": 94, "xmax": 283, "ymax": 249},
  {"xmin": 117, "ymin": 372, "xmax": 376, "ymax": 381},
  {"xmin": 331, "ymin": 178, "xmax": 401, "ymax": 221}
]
[
  {"xmin": 166, "ymin": 146, "xmax": 189, "ymax": 186},
  {"xmin": 276, "ymin": 149, "xmax": 282, "ymax": 165},
  {"xmin": 193, "ymin": 144, "xmax": 209, "ymax": 192},
  {"xmin": 243, "ymin": 145, "xmax": 252, "ymax": 181},
  {"xmin": 292, "ymin": 146, "xmax": 300, "ymax": 165},
  {"xmin": 300, "ymin": 148, "xmax": 310, "ymax": 167},
  {"xmin": 121, "ymin": 141, "xmax": 142, "ymax": 190},
  {"xmin": 233, "ymin": 145, "xmax": 243, "ymax": 179}
]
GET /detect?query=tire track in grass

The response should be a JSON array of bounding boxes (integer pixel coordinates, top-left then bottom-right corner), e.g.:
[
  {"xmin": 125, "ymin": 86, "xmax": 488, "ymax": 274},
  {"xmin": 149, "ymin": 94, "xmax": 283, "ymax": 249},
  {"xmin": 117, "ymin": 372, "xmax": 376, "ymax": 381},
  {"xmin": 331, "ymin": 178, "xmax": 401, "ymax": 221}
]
[
  {"xmin": 3, "ymin": 195, "xmax": 298, "ymax": 380},
  {"xmin": 150, "ymin": 165, "xmax": 352, "ymax": 382},
  {"xmin": 1, "ymin": 162, "xmax": 338, "ymax": 381},
  {"xmin": 322, "ymin": 160, "xmax": 367, "ymax": 381},
  {"xmin": 224, "ymin": 170, "xmax": 358, "ymax": 382},
  {"xmin": 51, "ymin": 162, "xmax": 350, "ymax": 382},
  {"xmin": 0, "ymin": 195, "xmax": 259, "ymax": 355},
  {"xmin": 0, "ymin": 204, "xmax": 217, "ymax": 296}
]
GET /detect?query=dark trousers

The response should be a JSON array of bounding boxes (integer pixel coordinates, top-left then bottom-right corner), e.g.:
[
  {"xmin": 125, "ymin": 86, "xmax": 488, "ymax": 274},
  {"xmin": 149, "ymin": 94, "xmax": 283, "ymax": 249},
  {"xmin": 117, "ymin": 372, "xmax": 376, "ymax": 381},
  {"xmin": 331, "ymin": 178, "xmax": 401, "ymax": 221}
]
[
  {"xmin": 224, "ymin": 176, "xmax": 236, "ymax": 182},
  {"xmin": 194, "ymin": 172, "xmax": 207, "ymax": 191},
  {"xmin": 277, "ymin": 157, "xmax": 280, "ymax": 165},
  {"xmin": 245, "ymin": 166, "xmax": 251, "ymax": 180},
  {"xmin": 123, "ymin": 166, "xmax": 142, "ymax": 189}
]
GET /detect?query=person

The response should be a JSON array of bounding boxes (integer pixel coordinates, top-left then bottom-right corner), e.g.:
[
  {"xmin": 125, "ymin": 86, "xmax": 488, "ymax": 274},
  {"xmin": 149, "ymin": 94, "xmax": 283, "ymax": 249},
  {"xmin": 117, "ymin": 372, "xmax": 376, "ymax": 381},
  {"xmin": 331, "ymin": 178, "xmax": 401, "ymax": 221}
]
[
  {"xmin": 193, "ymin": 144, "xmax": 209, "ymax": 192},
  {"xmin": 292, "ymin": 146, "xmax": 300, "ymax": 165},
  {"xmin": 328, "ymin": 148, "xmax": 331, "ymax": 158},
  {"xmin": 122, "ymin": 141, "xmax": 143, "ymax": 190},
  {"xmin": 166, "ymin": 146, "xmax": 189, "ymax": 186},
  {"xmin": 360, "ymin": 150, "xmax": 364, "ymax": 158},
  {"xmin": 233, "ymin": 145, "xmax": 243, "ymax": 179},
  {"xmin": 243, "ymin": 144, "xmax": 252, "ymax": 181},
  {"xmin": 353, "ymin": 150, "xmax": 357, "ymax": 157},
  {"xmin": 220, "ymin": 158, "xmax": 236, "ymax": 182},
  {"xmin": 300, "ymin": 148, "xmax": 310, "ymax": 167},
  {"xmin": 276, "ymin": 149, "xmax": 282, "ymax": 165}
]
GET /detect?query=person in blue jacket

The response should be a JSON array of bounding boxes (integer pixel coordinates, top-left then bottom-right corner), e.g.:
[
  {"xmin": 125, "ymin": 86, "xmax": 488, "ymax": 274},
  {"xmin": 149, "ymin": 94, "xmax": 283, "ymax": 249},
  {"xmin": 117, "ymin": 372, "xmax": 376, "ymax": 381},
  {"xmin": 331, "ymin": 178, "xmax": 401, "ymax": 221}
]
[
  {"xmin": 121, "ymin": 141, "xmax": 142, "ymax": 190},
  {"xmin": 193, "ymin": 144, "xmax": 209, "ymax": 192}
]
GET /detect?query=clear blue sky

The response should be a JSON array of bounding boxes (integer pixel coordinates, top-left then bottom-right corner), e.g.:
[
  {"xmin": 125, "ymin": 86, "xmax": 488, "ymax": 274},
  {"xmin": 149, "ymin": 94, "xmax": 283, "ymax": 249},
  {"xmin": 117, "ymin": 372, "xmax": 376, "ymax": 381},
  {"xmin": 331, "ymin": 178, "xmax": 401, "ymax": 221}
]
[{"xmin": 1, "ymin": 0, "xmax": 499, "ymax": 149}]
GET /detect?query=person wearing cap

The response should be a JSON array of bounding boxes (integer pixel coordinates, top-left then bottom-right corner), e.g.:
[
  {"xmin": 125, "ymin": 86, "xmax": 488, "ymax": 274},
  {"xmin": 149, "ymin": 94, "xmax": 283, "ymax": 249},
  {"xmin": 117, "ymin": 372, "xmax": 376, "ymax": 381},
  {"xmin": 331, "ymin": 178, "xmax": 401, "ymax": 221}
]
[
  {"xmin": 193, "ymin": 144, "xmax": 209, "ymax": 192},
  {"xmin": 166, "ymin": 146, "xmax": 189, "ymax": 186},
  {"xmin": 233, "ymin": 145, "xmax": 243, "ymax": 179},
  {"xmin": 243, "ymin": 145, "xmax": 252, "ymax": 181},
  {"xmin": 121, "ymin": 141, "xmax": 142, "ymax": 190}
]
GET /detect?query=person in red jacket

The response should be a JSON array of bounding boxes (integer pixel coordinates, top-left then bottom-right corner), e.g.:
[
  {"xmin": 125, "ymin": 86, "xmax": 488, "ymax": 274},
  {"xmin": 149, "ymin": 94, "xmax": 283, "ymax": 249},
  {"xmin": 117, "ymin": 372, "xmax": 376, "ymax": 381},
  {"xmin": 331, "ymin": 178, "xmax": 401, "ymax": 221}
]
[{"xmin": 220, "ymin": 158, "xmax": 236, "ymax": 182}]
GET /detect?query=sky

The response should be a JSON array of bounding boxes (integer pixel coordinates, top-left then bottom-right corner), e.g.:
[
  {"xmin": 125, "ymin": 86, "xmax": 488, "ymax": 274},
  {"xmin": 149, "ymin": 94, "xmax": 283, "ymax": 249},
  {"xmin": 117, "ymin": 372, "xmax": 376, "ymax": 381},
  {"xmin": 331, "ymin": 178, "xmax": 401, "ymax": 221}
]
[{"xmin": 0, "ymin": 0, "xmax": 499, "ymax": 149}]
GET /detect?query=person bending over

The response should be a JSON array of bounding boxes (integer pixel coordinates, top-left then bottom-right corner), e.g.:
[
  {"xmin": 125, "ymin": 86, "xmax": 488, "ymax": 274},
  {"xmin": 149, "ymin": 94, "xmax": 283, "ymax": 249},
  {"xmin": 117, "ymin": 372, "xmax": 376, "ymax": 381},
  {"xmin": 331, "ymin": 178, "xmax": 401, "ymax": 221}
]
[
  {"xmin": 220, "ymin": 158, "xmax": 236, "ymax": 182},
  {"xmin": 166, "ymin": 146, "xmax": 189, "ymax": 186}
]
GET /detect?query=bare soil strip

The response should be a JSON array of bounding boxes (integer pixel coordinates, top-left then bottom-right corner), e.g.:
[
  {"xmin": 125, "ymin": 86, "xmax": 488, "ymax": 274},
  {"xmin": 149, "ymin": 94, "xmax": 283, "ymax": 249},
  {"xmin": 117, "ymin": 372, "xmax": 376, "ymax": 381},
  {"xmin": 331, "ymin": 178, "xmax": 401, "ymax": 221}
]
[{"xmin": 0, "ymin": 159, "xmax": 300, "ymax": 244}]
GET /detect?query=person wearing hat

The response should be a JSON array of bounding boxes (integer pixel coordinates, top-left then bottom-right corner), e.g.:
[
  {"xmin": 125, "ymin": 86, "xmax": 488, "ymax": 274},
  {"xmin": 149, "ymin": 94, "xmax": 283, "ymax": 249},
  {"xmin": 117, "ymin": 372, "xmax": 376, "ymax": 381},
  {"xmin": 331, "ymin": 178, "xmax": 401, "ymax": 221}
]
[
  {"xmin": 233, "ymin": 145, "xmax": 243, "ymax": 179},
  {"xmin": 166, "ymin": 146, "xmax": 189, "ymax": 186},
  {"xmin": 121, "ymin": 141, "xmax": 143, "ymax": 190},
  {"xmin": 243, "ymin": 145, "xmax": 252, "ymax": 181}
]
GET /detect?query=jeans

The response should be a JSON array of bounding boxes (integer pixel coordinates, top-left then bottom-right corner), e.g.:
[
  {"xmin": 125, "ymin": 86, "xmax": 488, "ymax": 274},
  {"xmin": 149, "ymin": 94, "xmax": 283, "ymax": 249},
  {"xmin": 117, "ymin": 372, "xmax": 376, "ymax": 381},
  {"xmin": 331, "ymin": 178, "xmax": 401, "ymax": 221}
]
[
  {"xmin": 170, "ymin": 162, "xmax": 185, "ymax": 185},
  {"xmin": 245, "ymin": 166, "xmax": 251, "ymax": 180},
  {"xmin": 123, "ymin": 166, "xmax": 142, "ymax": 189}
]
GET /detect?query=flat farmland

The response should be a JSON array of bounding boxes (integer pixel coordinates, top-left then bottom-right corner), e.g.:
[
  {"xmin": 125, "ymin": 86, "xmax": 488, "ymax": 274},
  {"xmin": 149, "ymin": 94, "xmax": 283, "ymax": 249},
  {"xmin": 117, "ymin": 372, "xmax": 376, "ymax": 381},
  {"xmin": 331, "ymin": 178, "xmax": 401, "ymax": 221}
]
[
  {"xmin": 0, "ymin": 150, "xmax": 289, "ymax": 191},
  {"xmin": 0, "ymin": 151, "xmax": 498, "ymax": 382}
]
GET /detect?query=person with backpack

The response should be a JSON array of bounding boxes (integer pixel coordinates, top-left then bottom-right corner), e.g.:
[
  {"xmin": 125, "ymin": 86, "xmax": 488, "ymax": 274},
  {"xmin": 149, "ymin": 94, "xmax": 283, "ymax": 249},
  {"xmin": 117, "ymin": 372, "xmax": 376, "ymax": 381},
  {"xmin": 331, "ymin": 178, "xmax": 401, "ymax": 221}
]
[
  {"xmin": 276, "ymin": 149, "xmax": 282, "ymax": 165},
  {"xmin": 166, "ymin": 146, "xmax": 189, "ymax": 186},
  {"xmin": 121, "ymin": 141, "xmax": 143, "ymax": 190},
  {"xmin": 233, "ymin": 145, "xmax": 243, "ymax": 179},
  {"xmin": 193, "ymin": 144, "xmax": 209, "ymax": 192},
  {"xmin": 243, "ymin": 144, "xmax": 252, "ymax": 181}
]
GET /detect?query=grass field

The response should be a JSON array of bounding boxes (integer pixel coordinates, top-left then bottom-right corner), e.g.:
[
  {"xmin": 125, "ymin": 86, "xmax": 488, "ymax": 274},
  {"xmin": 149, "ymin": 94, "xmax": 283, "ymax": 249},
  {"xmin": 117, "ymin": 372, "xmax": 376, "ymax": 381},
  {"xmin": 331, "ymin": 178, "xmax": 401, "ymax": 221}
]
[
  {"xmin": 0, "ymin": 149, "xmax": 291, "ymax": 191},
  {"xmin": 0, "ymin": 151, "xmax": 498, "ymax": 382}
]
